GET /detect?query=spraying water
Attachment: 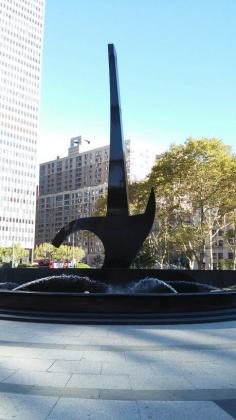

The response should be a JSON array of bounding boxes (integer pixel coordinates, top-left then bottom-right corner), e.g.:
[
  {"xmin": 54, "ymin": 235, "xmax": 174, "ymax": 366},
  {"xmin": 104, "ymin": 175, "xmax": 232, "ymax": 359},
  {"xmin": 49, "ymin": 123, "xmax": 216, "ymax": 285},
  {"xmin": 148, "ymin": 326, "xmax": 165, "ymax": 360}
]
[
  {"xmin": 129, "ymin": 277, "xmax": 178, "ymax": 293},
  {"xmin": 3, "ymin": 274, "xmax": 232, "ymax": 294},
  {"xmin": 13, "ymin": 275, "xmax": 108, "ymax": 293},
  {"xmin": 167, "ymin": 280, "xmax": 218, "ymax": 293}
]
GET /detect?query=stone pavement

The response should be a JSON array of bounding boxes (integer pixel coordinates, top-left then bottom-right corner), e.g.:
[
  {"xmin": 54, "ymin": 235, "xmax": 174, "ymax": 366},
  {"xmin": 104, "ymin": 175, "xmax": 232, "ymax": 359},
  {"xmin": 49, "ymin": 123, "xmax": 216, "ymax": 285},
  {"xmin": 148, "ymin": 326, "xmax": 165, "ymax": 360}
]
[{"xmin": 0, "ymin": 320, "xmax": 235, "ymax": 419}]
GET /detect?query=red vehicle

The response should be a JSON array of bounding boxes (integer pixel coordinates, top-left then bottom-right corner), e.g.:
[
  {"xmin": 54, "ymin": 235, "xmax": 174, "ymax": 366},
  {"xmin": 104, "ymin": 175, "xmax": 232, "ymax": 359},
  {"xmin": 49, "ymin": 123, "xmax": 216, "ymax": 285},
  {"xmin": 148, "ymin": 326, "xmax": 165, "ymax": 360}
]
[{"xmin": 38, "ymin": 259, "xmax": 54, "ymax": 268}]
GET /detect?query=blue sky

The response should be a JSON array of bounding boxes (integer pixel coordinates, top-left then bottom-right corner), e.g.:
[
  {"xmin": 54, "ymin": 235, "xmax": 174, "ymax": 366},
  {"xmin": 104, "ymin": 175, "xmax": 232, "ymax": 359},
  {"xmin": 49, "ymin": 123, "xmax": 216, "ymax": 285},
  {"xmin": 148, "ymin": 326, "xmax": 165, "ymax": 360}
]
[{"xmin": 38, "ymin": 0, "xmax": 236, "ymax": 162}]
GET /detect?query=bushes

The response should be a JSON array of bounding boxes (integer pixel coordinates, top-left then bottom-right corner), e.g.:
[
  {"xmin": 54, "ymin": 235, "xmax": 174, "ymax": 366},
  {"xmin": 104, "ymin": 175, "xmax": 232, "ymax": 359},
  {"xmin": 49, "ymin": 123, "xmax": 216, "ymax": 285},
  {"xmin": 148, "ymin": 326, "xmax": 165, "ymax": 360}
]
[
  {"xmin": 17, "ymin": 263, "xmax": 33, "ymax": 268},
  {"xmin": 75, "ymin": 262, "xmax": 90, "ymax": 268}
]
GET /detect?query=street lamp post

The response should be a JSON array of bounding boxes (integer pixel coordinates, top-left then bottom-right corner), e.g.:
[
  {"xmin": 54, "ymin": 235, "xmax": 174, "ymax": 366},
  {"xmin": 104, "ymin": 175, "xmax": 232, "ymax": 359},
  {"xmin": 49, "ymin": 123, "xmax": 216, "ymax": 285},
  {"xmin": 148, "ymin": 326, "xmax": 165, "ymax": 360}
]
[
  {"xmin": 72, "ymin": 232, "xmax": 75, "ymax": 263},
  {"xmin": 11, "ymin": 237, "xmax": 15, "ymax": 268},
  {"xmin": 87, "ymin": 185, "xmax": 91, "ymax": 264},
  {"xmin": 85, "ymin": 138, "xmax": 92, "ymax": 265},
  {"xmin": 11, "ymin": 218, "xmax": 16, "ymax": 268},
  {"xmin": 72, "ymin": 136, "xmax": 92, "ymax": 265}
]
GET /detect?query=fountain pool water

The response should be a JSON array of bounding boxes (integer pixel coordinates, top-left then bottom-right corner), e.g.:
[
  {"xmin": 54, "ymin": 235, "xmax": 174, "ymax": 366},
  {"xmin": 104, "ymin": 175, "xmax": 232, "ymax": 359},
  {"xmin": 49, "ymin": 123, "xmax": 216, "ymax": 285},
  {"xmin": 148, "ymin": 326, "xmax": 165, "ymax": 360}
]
[{"xmin": 0, "ymin": 274, "xmax": 232, "ymax": 294}]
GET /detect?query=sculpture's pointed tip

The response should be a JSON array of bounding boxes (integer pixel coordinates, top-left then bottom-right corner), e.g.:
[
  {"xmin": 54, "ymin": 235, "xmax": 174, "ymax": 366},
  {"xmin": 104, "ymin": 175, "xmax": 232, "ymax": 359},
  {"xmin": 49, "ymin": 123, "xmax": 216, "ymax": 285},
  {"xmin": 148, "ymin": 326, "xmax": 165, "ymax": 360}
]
[{"xmin": 108, "ymin": 44, "xmax": 115, "ymax": 55}]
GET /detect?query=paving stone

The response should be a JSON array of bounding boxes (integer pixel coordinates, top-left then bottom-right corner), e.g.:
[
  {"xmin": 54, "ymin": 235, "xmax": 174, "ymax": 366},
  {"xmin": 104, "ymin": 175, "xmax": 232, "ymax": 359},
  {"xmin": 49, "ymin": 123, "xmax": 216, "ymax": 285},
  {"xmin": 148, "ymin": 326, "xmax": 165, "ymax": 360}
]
[
  {"xmin": 30, "ymin": 334, "xmax": 92, "ymax": 345},
  {"xmin": 0, "ymin": 346, "xmax": 45, "ymax": 358},
  {"xmin": 188, "ymin": 372, "xmax": 236, "ymax": 389},
  {"xmin": 125, "ymin": 350, "xmax": 168, "ymax": 363},
  {"xmin": 0, "ymin": 334, "xmax": 35, "ymax": 343},
  {"xmin": 67, "ymin": 373, "xmax": 131, "ymax": 389},
  {"xmin": 79, "ymin": 328, "xmax": 110, "ymax": 338},
  {"xmin": 178, "ymin": 358, "xmax": 236, "ymax": 389},
  {"xmin": 150, "ymin": 360, "xmax": 207, "ymax": 382},
  {"xmin": 0, "ymin": 357, "xmax": 55, "ymax": 372},
  {"xmin": 81, "ymin": 350, "xmax": 126, "ymax": 362},
  {"xmin": 89, "ymin": 337, "xmax": 125, "ymax": 345},
  {"xmin": 3, "ymin": 370, "xmax": 70, "ymax": 387},
  {"xmin": 26, "ymin": 334, "xmax": 68, "ymax": 345},
  {"xmin": 0, "ymin": 368, "xmax": 17, "ymax": 382},
  {"xmin": 125, "ymin": 349, "xmax": 217, "ymax": 364},
  {"xmin": 49, "ymin": 360, "xmax": 102, "ymax": 374},
  {"xmin": 0, "ymin": 319, "xmax": 235, "ymax": 419},
  {"xmin": 48, "ymin": 397, "xmax": 140, "ymax": 420},
  {"xmin": 129, "ymin": 372, "xmax": 195, "ymax": 391},
  {"xmin": 101, "ymin": 360, "xmax": 153, "ymax": 376},
  {"xmin": 0, "ymin": 392, "xmax": 58, "ymax": 420},
  {"xmin": 137, "ymin": 401, "xmax": 234, "ymax": 420},
  {"xmin": 40, "ymin": 348, "xmax": 84, "ymax": 360}
]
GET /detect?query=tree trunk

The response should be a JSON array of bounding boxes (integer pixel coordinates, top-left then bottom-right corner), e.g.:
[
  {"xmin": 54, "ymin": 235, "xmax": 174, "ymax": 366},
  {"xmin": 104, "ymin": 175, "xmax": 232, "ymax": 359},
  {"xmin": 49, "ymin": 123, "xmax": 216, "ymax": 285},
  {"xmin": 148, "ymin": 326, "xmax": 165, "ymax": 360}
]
[
  {"xmin": 187, "ymin": 256, "xmax": 195, "ymax": 270},
  {"xmin": 198, "ymin": 240, "xmax": 205, "ymax": 270},
  {"xmin": 208, "ymin": 230, "xmax": 213, "ymax": 270},
  {"xmin": 233, "ymin": 251, "xmax": 236, "ymax": 270}
]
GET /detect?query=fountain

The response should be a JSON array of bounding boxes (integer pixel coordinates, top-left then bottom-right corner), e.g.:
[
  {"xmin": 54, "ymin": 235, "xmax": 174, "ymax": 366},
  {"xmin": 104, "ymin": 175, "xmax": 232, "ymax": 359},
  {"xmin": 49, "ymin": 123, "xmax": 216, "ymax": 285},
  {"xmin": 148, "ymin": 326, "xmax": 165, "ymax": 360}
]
[{"xmin": 0, "ymin": 44, "xmax": 236, "ymax": 324}]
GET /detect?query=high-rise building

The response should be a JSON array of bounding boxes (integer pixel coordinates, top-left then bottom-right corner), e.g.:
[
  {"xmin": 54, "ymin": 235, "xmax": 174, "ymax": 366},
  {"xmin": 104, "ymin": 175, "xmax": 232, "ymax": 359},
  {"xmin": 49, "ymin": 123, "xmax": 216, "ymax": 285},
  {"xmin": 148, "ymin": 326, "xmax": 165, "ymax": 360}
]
[
  {"xmin": 129, "ymin": 145, "xmax": 158, "ymax": 181},
  {"xmin": 35, "ymin": 137, "xmax": 130, "ymax": 264},
  {"xmin": 0, "ymin": 0, "xmax": 45, "ymax": 251}
]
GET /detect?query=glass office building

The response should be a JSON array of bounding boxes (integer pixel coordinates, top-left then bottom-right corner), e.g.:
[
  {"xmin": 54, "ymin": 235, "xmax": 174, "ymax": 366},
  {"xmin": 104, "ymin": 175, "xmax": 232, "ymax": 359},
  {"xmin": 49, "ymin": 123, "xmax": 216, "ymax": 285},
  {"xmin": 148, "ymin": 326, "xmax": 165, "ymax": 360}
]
[{"xmin": 0, "ymin": 0, "xmax": 45, "ymax": 250}]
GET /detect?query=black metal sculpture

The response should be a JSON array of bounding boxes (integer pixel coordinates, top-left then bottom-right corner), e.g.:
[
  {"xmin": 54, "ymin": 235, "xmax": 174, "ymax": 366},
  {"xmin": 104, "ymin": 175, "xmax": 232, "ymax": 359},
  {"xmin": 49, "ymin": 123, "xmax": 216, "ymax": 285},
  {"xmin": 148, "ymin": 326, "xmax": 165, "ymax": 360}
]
[{"xmin": 52, "ymin": 44, "xmax": 155, "ymax": 268}]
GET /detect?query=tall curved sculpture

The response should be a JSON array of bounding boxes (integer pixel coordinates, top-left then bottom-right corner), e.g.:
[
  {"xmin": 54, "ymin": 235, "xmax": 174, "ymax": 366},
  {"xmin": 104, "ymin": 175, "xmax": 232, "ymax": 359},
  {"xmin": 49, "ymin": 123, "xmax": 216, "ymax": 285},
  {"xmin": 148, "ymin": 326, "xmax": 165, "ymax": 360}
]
[{"xmin": 52, "ymin": 44, "xmax": 155, "ymax": 268}]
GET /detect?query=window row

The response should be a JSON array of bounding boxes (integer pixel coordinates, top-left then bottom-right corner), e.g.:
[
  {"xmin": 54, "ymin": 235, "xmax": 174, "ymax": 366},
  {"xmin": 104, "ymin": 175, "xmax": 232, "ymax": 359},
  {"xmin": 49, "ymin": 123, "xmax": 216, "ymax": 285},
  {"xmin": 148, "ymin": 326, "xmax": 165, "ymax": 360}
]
[
  {"xmin": 0, "ymin": 85, "xmax": 39, "ymax": 105},
  {"xmin": 1, "ymin": 120, "xmax": 38, "ymax": 135}
]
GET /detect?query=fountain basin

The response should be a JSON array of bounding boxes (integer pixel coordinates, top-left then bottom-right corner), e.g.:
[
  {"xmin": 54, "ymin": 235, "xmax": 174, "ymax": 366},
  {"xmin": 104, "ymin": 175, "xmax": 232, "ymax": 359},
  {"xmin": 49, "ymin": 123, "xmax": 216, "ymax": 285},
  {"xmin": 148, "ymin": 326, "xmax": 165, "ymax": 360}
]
[{"xmin": 0, "ymin": 268, "xmax": 236, "ymax": 324}]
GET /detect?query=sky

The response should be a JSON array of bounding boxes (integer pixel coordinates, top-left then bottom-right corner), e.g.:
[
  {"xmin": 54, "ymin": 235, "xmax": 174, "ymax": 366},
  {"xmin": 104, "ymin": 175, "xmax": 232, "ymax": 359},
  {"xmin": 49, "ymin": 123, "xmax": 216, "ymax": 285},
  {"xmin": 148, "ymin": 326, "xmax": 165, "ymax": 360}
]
[{"xmin": 38, "ymin": 0, "xmax": 236, "ymax": 164}]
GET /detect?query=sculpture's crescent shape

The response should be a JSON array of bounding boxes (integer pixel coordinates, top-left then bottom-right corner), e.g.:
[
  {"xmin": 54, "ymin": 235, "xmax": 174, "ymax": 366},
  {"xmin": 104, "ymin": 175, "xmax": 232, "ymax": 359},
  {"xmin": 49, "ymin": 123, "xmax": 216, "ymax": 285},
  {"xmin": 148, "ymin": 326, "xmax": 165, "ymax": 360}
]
[{"xmin": 52, "ymin": 188, "xmax": 155, "ymax": 268}]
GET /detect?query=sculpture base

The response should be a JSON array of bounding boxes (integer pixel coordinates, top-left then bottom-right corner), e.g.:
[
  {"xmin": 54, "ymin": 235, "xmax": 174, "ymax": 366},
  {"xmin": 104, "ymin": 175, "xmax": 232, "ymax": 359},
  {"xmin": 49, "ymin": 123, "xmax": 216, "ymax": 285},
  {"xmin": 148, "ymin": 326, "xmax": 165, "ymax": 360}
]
[{"xmin": 0, "ymin": 268, "xmax": 236, "ymax": 324}]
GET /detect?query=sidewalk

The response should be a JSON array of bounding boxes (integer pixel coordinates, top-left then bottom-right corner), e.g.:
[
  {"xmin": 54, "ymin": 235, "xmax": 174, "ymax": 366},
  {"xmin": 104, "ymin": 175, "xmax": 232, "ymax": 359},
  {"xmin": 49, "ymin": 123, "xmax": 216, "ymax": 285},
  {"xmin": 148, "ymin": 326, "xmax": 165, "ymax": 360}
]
[{"xmin": 0, "ymin": 319, "xmax": 235, "ymax": 419}]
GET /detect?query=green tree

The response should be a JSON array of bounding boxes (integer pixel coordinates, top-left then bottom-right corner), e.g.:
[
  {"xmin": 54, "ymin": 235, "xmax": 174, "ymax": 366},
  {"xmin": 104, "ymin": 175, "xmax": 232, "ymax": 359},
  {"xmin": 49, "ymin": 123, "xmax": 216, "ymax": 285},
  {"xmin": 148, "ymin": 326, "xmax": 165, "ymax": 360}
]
[
  {"xmin": 0, "ymin": 244, "xmax": 28, "ymax": 264},
  {"xmin": 223, "ymin": 210, "xmax": 236, "ymax": 269},
  {"xmin": 94, "ymin": 180, "xmax": 150, "ymax": 217},
  {"xmin": 94, "ymin": 138, "xmax": 236, "ymax": 270},
  {"xmin": 132, "ymin": 238, "xmax": 157, "ymax": 268},
  {"xmin": 150, "ymin": 138, "xmax": 236, "ymax": 269},
  {"xmin": 34, "ymin": 243, "xmax": 54, "ymax": 260},
  {"xmin": 52, "ymin": 245, "xmax": 84, "ymax": 262},
  {"xmin": 34, "ymin": 243, "xmax": 84, "ymax": 263}
]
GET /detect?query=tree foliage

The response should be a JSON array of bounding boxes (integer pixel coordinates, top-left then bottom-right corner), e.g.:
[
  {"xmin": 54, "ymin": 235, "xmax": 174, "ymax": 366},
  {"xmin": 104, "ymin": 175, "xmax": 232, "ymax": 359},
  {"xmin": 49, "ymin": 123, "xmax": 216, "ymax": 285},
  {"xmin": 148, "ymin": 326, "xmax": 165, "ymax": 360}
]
[
  {"xmin": 149, "ymin": 138, "xmax": 236, "ymax": 269},
  {"xmin": 94, "ymin": 137, "xmax": 236, "ymax": 269},
  {"xmin": 34, "ymin": 243, "xmax": 85, "ymax": 262},
  {"xmin": 0, "ymin": 244, "xmax": 28, "ymax": 263}
]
